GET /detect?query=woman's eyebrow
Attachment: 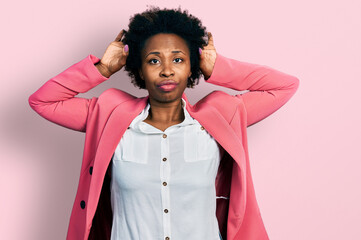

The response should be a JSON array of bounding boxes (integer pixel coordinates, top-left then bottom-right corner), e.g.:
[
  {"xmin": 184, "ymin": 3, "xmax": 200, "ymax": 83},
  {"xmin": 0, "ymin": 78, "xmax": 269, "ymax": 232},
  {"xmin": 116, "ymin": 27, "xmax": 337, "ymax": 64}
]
[{"xmin": 145, "ymin": 50, "xmax": 186, "ymax": 58}]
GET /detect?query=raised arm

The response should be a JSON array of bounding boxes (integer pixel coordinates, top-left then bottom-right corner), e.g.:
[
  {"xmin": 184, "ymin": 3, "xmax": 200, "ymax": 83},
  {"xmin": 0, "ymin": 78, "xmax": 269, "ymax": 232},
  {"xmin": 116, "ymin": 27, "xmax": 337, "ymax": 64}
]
[
  {"xmin": 205, "ymin": 53, "xmax": 299, "ymax": 127},
  {"xmin": 199, "ymin": 32, "xmax": 299, "ymax": 127},
  {"xmin": 28, "ymin": 29, "xmax": 129, "ymax": 132},
  {"xmin": 28, "ymin": 55, "xmax": 110, "ymax": 132}
]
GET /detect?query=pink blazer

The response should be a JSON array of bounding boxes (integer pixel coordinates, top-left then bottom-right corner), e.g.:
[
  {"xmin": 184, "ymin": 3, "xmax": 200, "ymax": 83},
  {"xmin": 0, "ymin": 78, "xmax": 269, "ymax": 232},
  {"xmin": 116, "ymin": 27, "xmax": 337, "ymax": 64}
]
[{"xmin": 29, "ymin": 52, "xmax": 299, "ymax": 240}]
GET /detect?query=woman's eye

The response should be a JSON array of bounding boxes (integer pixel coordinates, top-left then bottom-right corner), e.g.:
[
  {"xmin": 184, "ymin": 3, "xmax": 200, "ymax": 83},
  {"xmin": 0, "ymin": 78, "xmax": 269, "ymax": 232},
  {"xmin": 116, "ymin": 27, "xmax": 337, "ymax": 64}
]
[
  {"xmin": 148, "ymin": 59, "xmax": 159, "ymax": 64},
  {"xmin": 173, "ymin": 58, "xmax": 183, "ymax": 63},
  {"xmin": 148, "ymin": 58, "xmax": 183, "ymax": 64}
]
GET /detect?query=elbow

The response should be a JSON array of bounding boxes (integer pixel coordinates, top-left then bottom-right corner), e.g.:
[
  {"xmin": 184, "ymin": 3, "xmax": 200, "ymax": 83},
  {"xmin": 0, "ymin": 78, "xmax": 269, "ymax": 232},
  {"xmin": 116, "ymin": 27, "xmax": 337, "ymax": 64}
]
[
  {"xmin": 28, "ymin": 92, "xmax": 42, "ymax": 113},
  {"xmin": 286, "ymin": 75, "xmax": 300, "ymax": 93},
  {"xmin": 293, "ymin": 76, "xmax": 300, "ymax": 87},
  {"xmin": 28, "ymin": 93, "xmax": 35, "ymax": 109},
  {"xmin": 286, "ymin": 76, "xmax": 300, "ymax": 99},
  {"xmin": 292, "ymin": 76, "xmax": 300, "ymax": 92}
]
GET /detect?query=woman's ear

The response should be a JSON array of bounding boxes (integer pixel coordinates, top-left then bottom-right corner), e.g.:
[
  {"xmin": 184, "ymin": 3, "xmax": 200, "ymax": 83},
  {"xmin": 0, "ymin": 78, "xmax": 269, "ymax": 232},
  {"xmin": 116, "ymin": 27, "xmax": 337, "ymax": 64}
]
[{"xmin": 188, "ymin": 71, "xmax": 192, "ymax": 78}]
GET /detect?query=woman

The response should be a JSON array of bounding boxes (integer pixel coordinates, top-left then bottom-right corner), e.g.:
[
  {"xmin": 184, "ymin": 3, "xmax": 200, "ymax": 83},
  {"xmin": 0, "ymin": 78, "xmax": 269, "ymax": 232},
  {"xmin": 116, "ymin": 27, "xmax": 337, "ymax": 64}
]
[{"xmin": 29, "ymin": 6, "xmax": 299, "ymax": 240}]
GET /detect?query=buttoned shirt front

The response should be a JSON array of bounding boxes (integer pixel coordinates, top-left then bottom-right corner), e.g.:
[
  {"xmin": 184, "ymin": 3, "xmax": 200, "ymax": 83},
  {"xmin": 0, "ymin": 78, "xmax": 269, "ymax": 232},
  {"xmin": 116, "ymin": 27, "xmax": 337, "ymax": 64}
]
[{"xmin": 110, "ymin": 98, "xmax": 225, "ymax": 240}]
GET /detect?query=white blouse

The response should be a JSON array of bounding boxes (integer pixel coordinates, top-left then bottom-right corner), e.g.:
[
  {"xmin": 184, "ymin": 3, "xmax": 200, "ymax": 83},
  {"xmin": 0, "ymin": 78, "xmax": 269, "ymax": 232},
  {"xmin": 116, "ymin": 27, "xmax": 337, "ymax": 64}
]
[{"xmin": 110, "ymin": 98, "xmax": 225, "ymax": 240}]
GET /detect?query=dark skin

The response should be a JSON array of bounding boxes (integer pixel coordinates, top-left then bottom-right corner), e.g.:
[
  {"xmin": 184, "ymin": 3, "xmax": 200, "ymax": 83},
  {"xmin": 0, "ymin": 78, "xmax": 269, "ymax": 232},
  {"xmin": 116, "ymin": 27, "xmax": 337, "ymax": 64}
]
[
  {"xmin": 138, "ymin": 33, "xmax": 191, "ymax": 131},
  {"xmin": 95, "ymin": 29, "xmax": 217, "ymax": 131}
]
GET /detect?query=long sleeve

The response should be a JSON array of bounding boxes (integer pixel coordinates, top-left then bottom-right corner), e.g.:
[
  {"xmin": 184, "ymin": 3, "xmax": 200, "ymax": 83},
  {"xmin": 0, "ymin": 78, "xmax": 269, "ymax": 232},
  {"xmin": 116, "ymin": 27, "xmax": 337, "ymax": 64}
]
[
  {"xmin": 28, "ymin": 54, "xmax": 109, "ymax": 132},
  {"xmin": 205, "ymin": 53, "xmax": 300, "ymax": 127}
]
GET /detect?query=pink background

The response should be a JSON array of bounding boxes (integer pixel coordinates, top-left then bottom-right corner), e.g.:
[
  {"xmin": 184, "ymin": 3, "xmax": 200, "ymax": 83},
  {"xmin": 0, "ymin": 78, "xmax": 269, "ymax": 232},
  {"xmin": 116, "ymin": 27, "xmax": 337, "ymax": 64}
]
[{"xmin": 1, "ymin": 0, "xmax": 360, "ymax": 239}]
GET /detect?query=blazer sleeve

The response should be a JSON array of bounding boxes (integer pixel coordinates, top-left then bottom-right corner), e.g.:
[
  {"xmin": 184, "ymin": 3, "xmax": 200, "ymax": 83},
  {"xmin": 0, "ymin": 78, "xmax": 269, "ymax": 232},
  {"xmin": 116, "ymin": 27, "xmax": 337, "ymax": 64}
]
[
  {"xmin": 205, "ymin": 53, "xmax": 300, "ymax": 127},
  {"xmin": 28, "ymin": 54, "xmax": 109, "ymax": 132}
]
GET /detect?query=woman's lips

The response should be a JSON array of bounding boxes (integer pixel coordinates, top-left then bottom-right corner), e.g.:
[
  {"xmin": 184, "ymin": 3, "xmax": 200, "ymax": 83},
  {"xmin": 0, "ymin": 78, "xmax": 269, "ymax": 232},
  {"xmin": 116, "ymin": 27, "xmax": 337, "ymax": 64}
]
[{"xmin": 157, "ymin": 80, "xmax": 178, "ymax": 92}]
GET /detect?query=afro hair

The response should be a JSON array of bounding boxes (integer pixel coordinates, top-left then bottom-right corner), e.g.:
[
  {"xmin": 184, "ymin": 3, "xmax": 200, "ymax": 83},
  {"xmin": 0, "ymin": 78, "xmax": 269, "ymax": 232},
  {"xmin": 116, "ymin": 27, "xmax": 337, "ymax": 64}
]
[{"xmin": 122, "ymin": 6, "xmax": 208, "ymax": 89}]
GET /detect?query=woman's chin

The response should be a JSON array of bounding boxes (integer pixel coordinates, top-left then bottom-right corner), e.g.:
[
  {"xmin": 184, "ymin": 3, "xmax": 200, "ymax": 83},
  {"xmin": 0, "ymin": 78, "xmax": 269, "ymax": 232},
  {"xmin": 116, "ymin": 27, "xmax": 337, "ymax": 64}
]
[{"xmin": 149, "ymin": 92, "xmax": 183, "ymax": 104}]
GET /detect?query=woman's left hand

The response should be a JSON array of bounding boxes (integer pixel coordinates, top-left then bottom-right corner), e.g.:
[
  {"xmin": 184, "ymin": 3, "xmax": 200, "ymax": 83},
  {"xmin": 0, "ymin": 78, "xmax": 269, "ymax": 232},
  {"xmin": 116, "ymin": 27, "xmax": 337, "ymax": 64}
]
[{"xmin": 199, "ymin": 32, "xmax": 217, "ymax": 80}]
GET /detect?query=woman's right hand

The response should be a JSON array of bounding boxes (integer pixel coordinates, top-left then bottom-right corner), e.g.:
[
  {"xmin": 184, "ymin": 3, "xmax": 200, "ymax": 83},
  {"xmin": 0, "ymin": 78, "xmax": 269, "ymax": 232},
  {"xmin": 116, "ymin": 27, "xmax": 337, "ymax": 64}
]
[{"xmin": 96, "ymin": 29, "xmax": 129, "ymax": 78}]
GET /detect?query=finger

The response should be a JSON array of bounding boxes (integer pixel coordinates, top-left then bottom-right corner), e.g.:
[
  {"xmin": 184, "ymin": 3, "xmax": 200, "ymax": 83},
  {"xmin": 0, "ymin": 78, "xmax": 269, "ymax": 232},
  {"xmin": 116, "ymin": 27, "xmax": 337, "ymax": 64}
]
[
  {"xmin": 207, "ymin": 32, "xmax": 214, "ymax": 46},
  {"xmin": 115, "ymin": 29, "xmax": 125, "ymax": 42}
]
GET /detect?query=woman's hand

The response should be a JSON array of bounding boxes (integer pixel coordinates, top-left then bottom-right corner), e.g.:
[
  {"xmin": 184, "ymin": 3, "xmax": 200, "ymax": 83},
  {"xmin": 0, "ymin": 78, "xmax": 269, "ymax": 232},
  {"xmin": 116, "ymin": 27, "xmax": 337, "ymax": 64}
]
[
  {"xmin": 96, "ymin": 29, "xmax": 129, "ymax": 78},
  {"xmin": 199, "ymin": 32, "xmax": 217, "ymax": 80}
]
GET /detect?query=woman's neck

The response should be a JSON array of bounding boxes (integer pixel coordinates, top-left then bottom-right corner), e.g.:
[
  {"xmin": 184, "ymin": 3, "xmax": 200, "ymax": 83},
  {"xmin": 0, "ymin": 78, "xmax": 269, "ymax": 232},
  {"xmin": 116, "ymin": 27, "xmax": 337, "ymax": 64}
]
[{"xmin": 145, "ymin": 98, "xmax": 185, "ymax": 124}]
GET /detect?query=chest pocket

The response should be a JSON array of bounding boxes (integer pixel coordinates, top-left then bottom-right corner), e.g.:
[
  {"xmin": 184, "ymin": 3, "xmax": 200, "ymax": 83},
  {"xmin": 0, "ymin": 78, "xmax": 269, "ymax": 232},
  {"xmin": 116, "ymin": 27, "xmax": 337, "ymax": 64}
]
[
  {"xmin": 184, "ymin": 124, "xmax": 219, "ymax": 162},
  {"xmin": 113, "ymin": 129, "xmax": 149, "ymax": 164}
]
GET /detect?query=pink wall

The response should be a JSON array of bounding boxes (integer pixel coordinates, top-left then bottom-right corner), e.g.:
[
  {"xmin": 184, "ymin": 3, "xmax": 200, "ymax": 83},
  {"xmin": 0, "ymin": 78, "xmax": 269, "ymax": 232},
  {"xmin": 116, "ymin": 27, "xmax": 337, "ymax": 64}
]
[{"xmin": 1, "ymin": 0, "xmax": 360, "ymax": 239}]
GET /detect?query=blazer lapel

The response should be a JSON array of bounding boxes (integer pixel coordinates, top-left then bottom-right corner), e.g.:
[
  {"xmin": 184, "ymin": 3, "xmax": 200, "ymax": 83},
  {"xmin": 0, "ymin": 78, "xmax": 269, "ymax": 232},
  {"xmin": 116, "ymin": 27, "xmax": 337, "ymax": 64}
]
[{"xmin": 182, "ymin": 93, "xmax": 246, "ymax": 170}]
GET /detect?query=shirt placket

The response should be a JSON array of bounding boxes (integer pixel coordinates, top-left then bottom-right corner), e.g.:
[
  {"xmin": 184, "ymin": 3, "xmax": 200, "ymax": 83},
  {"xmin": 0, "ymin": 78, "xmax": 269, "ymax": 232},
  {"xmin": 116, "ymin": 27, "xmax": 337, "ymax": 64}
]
[{"xmin": 160, "ymin": 132, "xmax": 171, "ymax": 240}]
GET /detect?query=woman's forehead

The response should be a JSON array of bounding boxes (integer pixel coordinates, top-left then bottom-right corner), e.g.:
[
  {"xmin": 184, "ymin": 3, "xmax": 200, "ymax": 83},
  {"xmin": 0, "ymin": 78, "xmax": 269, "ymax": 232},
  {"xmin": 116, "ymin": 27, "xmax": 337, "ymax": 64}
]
[{"xmin": 142, "ymin": 33, "xmax": 190, "ymax": 56}]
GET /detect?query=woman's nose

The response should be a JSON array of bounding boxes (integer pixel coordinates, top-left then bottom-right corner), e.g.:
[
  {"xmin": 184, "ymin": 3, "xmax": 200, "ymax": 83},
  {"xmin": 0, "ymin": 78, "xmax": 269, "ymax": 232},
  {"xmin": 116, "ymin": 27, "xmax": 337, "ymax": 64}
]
[{"xmin": 160, "ymin": 61, "xmax": 174, "ymax": 77}]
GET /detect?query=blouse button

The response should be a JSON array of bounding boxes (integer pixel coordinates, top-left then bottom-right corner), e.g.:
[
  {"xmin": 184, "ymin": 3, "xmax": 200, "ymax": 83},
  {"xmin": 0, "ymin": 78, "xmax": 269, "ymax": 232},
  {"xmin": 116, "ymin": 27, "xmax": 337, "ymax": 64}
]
[
  {"xmin": 162, "ymin": 157, "xmax": 167, "ymax": 162},
  {"xmin": 80, "ymin": 200, "xmax": 86, "ymax": 209},
  {"xmin": 165, "ymin": 237, "xmax": 170, "ymax": 240},
  {"xmin": 200, "ymin": 126, "xmax": 205, "ymax": 130},
  {"xmin": 162, "ymin": 134, "xmax": 167, "ymax": 138},
  {"xmin": 164, "ymin": 209, "xmax": 168, "ymax": 213},
  {"xmin": 163, "ymin": 182, "xmax": 167, "ymax": 186}
]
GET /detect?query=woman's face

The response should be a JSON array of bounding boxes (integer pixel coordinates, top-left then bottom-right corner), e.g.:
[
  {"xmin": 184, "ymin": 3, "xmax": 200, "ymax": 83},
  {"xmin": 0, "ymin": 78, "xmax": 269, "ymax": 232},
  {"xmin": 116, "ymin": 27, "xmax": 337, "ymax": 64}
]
[{"xmin": 138, "ymin": 33, "xmax": 192, "ymax": 104}]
